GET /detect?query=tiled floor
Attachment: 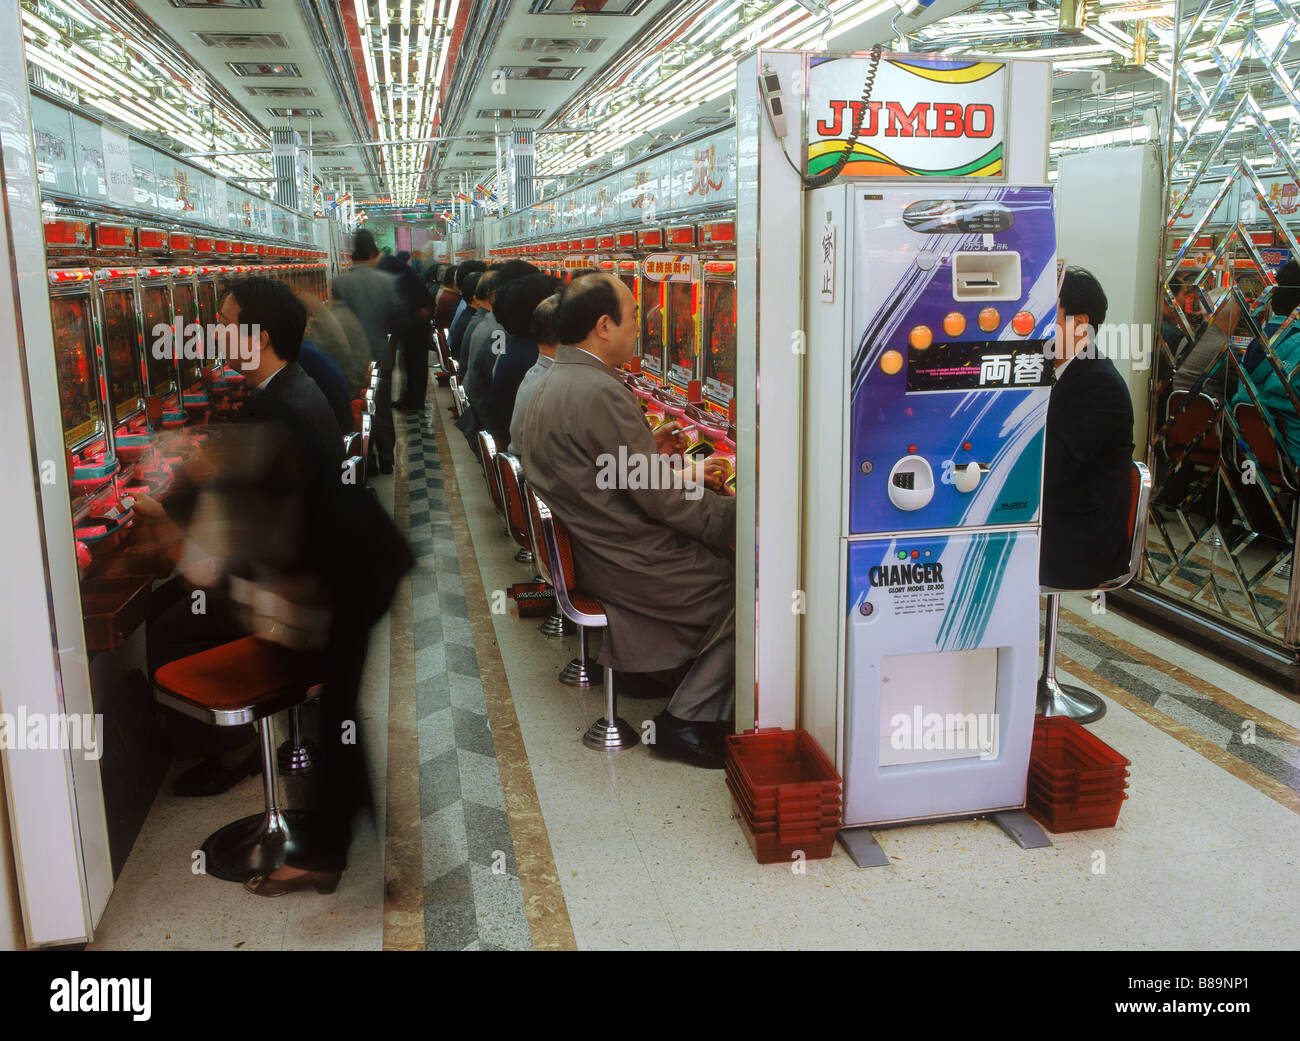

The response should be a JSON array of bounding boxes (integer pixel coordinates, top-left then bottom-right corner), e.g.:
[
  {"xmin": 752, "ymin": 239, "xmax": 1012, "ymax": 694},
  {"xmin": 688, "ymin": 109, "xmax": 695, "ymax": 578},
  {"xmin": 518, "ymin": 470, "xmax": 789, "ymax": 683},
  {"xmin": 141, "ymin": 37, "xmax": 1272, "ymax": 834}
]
[
  {"xmin": 88, "ymin": 377, "xmax": 1300, "ymax": 951},
  {"xmin": 405, "ymin": 409, "xmax": 533, "ymax": 951}
]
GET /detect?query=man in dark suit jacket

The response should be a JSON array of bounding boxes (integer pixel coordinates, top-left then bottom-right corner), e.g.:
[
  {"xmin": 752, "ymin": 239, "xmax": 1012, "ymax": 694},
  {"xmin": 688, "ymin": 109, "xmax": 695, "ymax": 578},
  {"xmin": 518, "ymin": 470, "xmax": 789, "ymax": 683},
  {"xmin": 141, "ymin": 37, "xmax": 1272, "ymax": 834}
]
[
  {"xmin": 140, "ymin": 276, "xmax": 411, "ymax": 894},
  {"xmin": 1041, "ymin": 267, "xmax": 1135, "ymax": 590}
]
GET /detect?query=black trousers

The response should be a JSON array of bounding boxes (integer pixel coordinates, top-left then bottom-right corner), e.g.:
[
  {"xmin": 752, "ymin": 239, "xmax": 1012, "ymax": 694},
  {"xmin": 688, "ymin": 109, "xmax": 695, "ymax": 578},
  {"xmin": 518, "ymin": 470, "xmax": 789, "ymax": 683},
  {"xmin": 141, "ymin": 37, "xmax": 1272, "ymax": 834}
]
[
  {"xmin": 398, "ymin": 322, "xmax": 430, "ymax": 407},
  {"xmin": 294, "ymin": 608, "xmax": 374, "ymax": 871}
]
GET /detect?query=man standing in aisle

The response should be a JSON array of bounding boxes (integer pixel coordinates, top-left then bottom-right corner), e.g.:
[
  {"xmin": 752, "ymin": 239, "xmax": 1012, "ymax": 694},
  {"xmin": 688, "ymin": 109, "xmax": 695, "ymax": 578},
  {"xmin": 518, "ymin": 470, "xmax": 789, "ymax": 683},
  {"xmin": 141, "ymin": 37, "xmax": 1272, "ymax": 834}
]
[
  {"xmin": 332, "ymin": 230, "xmax": 398, "ymax": 473},
  {"xmin": 381, "ymin": 249, "xmax": 435, "ymax": 413},
  {"xmin": 1041, "ymin": 267, "xmax": 1135, "ymax": 590},
  {"xmin": 521, "ymin": 273, "xmax": 736, "ymax": 768}
]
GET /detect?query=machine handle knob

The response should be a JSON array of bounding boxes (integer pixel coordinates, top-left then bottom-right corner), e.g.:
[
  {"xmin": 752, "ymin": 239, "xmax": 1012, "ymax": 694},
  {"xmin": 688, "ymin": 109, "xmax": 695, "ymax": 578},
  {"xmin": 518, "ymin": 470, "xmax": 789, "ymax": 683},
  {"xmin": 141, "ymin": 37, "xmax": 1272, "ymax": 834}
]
[{"xmin": 953, "ymin": 462, "xmax": 982, "ymax": 493}]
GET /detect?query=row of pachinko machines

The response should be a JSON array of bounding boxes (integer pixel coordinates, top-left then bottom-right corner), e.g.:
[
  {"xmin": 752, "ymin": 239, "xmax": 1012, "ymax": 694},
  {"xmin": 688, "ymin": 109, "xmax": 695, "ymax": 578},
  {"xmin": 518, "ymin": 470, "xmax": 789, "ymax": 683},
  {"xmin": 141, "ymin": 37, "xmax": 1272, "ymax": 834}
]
[
  {"xmin": 494, "ymin": 219, "xmax": 738, "ymax": 488},
  {"xmin": 42, "ymin": 208, "xmax": 330, "ymax": 580}
]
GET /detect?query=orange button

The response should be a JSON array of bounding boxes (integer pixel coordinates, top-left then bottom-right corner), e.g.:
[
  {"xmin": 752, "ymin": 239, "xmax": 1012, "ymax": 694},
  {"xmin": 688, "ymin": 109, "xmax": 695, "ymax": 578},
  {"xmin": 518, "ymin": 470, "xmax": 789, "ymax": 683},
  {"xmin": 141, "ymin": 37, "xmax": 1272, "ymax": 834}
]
[
  {"xmin": 977, "ymin": 307, "xmax": 1001, "ymax": 333},
  {"xmin": 1012, "ymin": 310, "xmax": 1035, "ymax": 336},
  {"xmin": 880, "ymin": 349, "xmax": 904, "ymax": 375},
  {"xmin": 943, "ymin": 312, "xmax": 966, "ymax": 337},
  {"xmin": 908, "ymin": 325, "xmax": 932, "ymax": 350}
]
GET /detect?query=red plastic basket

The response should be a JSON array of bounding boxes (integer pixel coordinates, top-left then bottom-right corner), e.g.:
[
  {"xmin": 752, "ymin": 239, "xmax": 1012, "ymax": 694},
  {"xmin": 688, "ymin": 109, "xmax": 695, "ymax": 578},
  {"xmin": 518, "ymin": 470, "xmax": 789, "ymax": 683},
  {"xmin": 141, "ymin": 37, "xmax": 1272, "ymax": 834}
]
[
  {"xmin": 724, "ymin": 729, "xmax": 841, "ymax": 799},
  {"xmin": 1029, "ymin": 769, "xmax": 1123, "ymax": 810},
  {"xmin": 1030, "ymin": 716, "xmax": 1130, "ymax": 784},
  {"xmin": 725, "ymin": 776, "xmax": 840, "ymax": 829},
  {"xmin": 1026, "ymin": 790, "xmax": 1128, "ymax": 832},
  {"xmin": 1026, "ymin": 717, "xmax": 1130, "ymax": 832},
  {"xmin": 731, "ymin": 799, "xmax": 838, "ymax": 864}
]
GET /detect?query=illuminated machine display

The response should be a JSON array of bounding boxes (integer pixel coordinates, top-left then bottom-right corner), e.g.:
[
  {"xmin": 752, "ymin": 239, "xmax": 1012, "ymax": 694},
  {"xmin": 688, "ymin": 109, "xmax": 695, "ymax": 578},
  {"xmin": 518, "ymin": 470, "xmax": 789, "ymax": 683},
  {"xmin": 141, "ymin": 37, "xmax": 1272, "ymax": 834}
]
[
  {"xmin": 734, "ymin": 49, "xmax": 1056, "ymax": 864},
  {"xmin": 136, "ymin": 266, "xmax": 186, "ymax": 426},
  {"xmin": 636, "ymin": 226, "xmax": 669, "ymax": 385}
]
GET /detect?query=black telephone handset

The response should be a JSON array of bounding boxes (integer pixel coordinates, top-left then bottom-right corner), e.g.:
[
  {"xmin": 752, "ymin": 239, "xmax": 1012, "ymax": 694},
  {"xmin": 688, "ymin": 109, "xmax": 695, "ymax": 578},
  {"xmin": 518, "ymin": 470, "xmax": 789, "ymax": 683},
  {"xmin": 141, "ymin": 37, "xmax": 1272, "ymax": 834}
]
[{"xmin": 760, "ymin": 68, "xmax": 789, "ymax": 140}]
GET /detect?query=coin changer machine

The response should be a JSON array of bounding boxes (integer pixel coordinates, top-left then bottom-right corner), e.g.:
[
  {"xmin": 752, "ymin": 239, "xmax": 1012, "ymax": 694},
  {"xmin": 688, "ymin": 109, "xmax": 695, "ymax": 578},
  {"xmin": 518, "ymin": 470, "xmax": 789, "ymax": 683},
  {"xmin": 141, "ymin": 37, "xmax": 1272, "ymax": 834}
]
[{"xmin": 791, "ymin": 53, "xmax": 1058, "ymax": 865}]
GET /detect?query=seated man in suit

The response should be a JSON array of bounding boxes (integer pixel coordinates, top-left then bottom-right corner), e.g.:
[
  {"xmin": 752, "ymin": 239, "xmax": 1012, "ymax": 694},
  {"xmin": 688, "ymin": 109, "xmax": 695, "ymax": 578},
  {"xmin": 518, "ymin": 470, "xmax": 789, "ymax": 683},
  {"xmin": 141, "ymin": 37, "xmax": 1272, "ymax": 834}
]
[
  {"xmin": 1041, "ymin": 267, "xmax": 1135, "ymax": 591},
  {"xmin": 521, "ymin": 273, "xmax": 735, "ymax": 768}
]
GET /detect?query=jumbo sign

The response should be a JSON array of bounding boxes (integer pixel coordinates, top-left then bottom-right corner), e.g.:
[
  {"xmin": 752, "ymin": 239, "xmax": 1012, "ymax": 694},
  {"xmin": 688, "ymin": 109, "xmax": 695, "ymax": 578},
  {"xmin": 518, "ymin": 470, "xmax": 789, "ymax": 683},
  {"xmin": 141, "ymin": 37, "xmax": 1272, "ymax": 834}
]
[{"xmin": 805, "ymin": 54, "xmax": 1007, "ymax": 180}]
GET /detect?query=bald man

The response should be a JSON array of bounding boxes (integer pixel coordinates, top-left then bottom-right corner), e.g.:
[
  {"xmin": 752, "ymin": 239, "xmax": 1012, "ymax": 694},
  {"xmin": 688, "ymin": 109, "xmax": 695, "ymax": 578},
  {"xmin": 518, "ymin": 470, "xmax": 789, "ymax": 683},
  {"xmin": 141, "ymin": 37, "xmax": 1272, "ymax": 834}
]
[{"xmin": 520, "ymin": 274, "xmax": 736, "ymax": 769}]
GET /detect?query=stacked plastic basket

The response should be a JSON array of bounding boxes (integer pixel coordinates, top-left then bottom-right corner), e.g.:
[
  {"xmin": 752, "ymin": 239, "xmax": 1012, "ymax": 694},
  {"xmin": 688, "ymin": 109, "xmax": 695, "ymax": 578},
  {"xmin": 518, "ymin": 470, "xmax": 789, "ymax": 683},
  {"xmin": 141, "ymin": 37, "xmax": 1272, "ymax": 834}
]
[
  {"xmin": 724, "ymin": 729, "xmax": 843, "ymax": 864},
  {"xmin": 1026, "ymin": 716, "xmax": 1130, "ymax": 832}
]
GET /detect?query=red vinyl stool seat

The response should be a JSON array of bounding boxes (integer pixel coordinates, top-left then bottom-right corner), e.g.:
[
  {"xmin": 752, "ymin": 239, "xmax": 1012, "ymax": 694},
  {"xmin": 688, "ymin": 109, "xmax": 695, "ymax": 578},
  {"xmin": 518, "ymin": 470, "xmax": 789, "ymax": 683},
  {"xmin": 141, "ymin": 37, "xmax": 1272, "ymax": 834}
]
[{"xmin": 154, "ymin": 636, "xmax": 329, "ymax": 883}]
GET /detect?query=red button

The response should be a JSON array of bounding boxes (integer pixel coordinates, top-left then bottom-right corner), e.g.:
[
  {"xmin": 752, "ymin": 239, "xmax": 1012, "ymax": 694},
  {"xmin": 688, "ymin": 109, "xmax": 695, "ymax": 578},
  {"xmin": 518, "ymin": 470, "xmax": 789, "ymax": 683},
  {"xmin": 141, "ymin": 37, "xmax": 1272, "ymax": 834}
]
[
  {"xmin": 911, "ymin": 551, "xmax": 920, "ymax": 559},
  {"xmin": 1012, "ymin": 310, "xmax": 1035, "ymax": 336},
  {"xmin": 908, "ymin": 445, "xmax": 917, "ymax": 453},
  {"xmin": 962, "ymin": 441, "xmax": 972, "ymax": 451}
]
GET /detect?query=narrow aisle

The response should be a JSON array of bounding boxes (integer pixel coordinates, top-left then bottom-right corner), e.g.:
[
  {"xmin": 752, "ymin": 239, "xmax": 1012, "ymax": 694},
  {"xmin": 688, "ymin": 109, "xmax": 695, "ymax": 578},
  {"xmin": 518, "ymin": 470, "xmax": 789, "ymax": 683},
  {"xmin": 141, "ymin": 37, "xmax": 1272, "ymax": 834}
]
[{"xmin": 403, "ymin": 404, "xmax": 573, "ymax": 950}]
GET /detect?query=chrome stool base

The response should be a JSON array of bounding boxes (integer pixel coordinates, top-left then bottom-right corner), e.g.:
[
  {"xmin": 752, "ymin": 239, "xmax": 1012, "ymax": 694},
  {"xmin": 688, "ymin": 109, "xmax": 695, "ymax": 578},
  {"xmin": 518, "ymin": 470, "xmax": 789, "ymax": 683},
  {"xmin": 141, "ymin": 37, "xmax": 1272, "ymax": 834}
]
[
  {"xmin": 200, "ymin": 808, "xmax": 328, "ymax": 883},
  {"xmin": 583, "ymin": 716, "xmax": 640, "ymax": 751},
  {"xmin": 514, "ymin": 547, "xmax": 533, "ymax": 564},
  {"xmin": 276, "ymin": 705, "xmax": 315, "ymax": 774},
  {"xmin": 277, "ymin": 738, "xmax": 317, "ymax": 775},
  {"xmin": 559, "ymin": 658, "xmax": 600, "ymax": 688},
  {"xmin": 539, "ymin": 613, "xmax": 572, "ymax": 638},
  {"xmin": 1036, "ymin": 674, "xmax": 1106, "ymax": 725}
]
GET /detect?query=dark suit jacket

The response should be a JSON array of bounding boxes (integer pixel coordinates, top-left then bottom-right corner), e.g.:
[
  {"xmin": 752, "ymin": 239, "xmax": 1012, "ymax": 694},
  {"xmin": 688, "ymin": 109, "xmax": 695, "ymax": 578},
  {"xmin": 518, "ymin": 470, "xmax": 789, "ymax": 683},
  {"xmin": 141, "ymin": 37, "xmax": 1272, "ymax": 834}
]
[
  {"xmin": 247, "ymin": 361, "xmax": 344, "ymax": 466},
  {"xmin": 1040, "ymin": 353, "xmax": 1135, "ymax": 590}
]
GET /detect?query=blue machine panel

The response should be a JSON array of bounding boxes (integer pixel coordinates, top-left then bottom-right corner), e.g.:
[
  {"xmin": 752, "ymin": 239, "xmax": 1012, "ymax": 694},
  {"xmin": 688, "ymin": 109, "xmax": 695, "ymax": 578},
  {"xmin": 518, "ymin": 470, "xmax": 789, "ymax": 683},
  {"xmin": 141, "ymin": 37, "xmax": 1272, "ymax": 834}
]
[{"xmin": 847, "ymin": 185, "xmax": 1056, "ymax": 535}]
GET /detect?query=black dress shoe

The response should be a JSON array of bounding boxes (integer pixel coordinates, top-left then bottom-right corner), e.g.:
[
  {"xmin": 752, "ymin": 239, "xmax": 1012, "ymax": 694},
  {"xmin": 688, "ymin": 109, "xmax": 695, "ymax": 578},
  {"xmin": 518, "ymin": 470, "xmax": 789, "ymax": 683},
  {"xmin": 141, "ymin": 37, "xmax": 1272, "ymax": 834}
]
[
  {"xmin": 649, "ymin": 711, "xmax": 725, "ymax": 769},
  {"xmin": 172, "ymin": 750, "xmax": 261, "ymax": 797},
  {"xmin": 613, "ymin": 670, "xmax": 675, "ymax": 699}
]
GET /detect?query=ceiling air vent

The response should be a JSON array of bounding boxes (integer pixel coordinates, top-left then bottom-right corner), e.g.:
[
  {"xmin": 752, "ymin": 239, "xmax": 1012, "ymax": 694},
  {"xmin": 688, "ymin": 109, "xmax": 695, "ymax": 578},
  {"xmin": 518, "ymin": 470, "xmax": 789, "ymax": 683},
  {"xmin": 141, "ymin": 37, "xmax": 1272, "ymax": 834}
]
[
  {"xmin": 194, "ymin": 31, "xmax": 288, "ymax": 48},
  {"xmin": 517, "ymin": 36, "xmax": 604, "ymax": 54},
  {"xmin": 477, "ymin": 109, "xmax": 544, "ymax": 119},
  {"xmin": 247, "ymin": 85, "xmax": 316, "ymax": 97},
  {"xmin": 314, "ymin": 150, "xmax": 347, "ymax": 157},
  {"xmin": 267, "ymin": 107, "xmax": 324, "ymax": 117},
  {"xmin": 498, "ymin": 65, "xmax": 583, "ymax": 79},
  {"xmin": 226, "ymin": 61, "xmax": 301, "ymax": 77},
  {"xmin": 170, "ymin": 0, "xmax": 263, "ymax": 8},
  {"xmin": 528, "ymin": 0, "xmax": 650, "ymax": 14}
]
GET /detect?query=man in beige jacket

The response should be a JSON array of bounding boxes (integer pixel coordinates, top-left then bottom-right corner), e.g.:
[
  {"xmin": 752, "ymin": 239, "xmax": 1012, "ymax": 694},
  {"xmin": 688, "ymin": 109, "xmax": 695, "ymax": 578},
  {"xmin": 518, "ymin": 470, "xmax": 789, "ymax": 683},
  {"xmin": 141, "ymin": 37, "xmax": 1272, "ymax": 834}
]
[{"xmin": 521, "ymin": 273, "xmax": 735, "ymax": 768}]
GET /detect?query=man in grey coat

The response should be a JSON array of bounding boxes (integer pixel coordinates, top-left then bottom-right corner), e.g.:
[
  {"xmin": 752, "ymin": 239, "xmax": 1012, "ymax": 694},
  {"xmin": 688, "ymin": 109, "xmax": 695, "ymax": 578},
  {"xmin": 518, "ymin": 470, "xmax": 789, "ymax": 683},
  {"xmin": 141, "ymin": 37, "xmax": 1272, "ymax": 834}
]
[
  {"xmin": 521, "ymin": 273, "xmax": 736, "ymax": 768},
  {"xmin": 332, "ymin": 230, "xmax": 397, "ymax": 472}
]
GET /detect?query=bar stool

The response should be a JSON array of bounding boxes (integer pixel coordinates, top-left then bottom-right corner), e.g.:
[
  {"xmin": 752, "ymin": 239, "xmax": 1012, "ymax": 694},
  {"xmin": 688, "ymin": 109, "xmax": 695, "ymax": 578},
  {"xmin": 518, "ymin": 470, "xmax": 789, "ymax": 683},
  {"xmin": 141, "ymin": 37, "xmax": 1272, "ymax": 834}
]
[
  {"xmin": 1039, "ymin": 460, "xmax": 1153, "ymax": 724},
  {"xmin": 433, "ymin": 326, "xmax": 457, "ymax": 378},
  {"xmin": 493, "ymin": 450, "xmax": 534, "ymax": 564},
  {"xmin": 525, "ymin": 486, "xmax": 637, "ymax": 749},
  {"xmin": 360, "ymin": 412, "xmax": 373, "ymax": 475},
  {"xmin": 476, "ymin": 431, "xmax": 510, "ymax": 538},
  {"xmin": 519, "ymin": 473, "xmax": 575, "ymax": 642},
  {"xmin": 499, "ymin": 455, "xmax": 594, "ymax": 684},
  {"xmin": 154, "ymin": 636, "xmax": 330, "ymax": 882}
]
